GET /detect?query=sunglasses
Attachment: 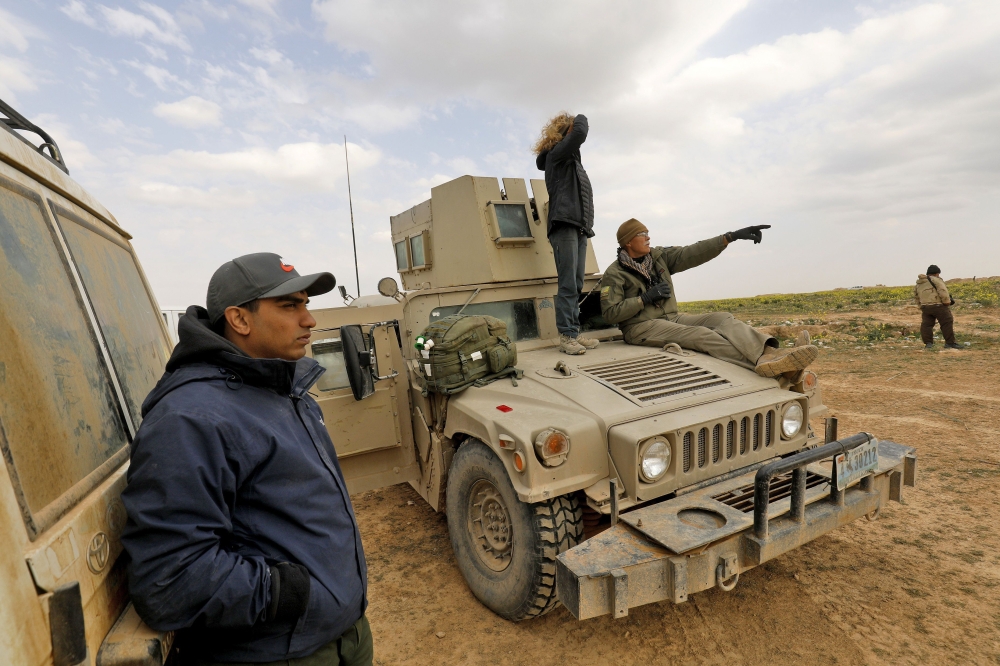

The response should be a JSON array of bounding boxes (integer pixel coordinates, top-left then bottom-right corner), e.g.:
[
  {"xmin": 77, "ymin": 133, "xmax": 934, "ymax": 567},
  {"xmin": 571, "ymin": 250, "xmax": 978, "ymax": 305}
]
[{"xmin": 634, "ymin": 232, "xmax": 650, "ymax": 239}]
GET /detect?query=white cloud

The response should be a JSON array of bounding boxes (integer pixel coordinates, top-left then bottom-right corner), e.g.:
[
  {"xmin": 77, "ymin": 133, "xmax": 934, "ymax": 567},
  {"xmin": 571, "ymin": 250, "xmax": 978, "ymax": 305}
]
[
  {"xmin": 153, "ymin": 95, "xmax": 222, "ymax": 128},
  {"xmin": 141, "ymin": 141, "xmax": 381, "ymax": 192},
  {"xmin": 312, "ymin": 0, "xmax": 750, "ymax": 108},
  {"xmin": 133, "ymin": 182, "xmax": 255, "ymax": 208},
  {"xmin": 60, "ymin": 0, "xmax": 97, "ymax": 28},
  {"xmin": 0, "ymin": 56, "xmax": 36, "ymax": 101},
  {"xmin": 99, "ymin": 2, "xmax": 191, "ymax": 51},
  {"xmin": 126, "ymin": 60, "xmax": 189, "ymax": 91}
]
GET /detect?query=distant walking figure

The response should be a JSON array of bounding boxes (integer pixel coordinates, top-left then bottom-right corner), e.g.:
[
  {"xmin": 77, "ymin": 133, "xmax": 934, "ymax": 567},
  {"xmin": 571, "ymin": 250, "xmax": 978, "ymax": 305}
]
[
  {"xmin": 534, "ymin": 112, "xmax": 600, "ymax": 355},
  {"xmin": 914, "ymin": 264, "xmax": 960, "ymax": 350}
]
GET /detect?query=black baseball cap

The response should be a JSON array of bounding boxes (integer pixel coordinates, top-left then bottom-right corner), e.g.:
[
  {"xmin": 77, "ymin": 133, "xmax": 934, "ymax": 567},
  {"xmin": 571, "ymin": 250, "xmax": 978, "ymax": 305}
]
[{"xmin": 206, "ymin": 252, "xmax": 335, "ymax": 324}]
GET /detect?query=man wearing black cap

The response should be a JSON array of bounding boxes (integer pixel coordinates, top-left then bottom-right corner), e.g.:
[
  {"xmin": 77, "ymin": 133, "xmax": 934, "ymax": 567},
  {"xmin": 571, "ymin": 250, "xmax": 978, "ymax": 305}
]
[
  {"xmin": 121, "ymin": 253, "xmax": 373, "ymax": 665},
  {"xmin": 915, "ymin": 265, "xmax": 960, "ymax": 350}
]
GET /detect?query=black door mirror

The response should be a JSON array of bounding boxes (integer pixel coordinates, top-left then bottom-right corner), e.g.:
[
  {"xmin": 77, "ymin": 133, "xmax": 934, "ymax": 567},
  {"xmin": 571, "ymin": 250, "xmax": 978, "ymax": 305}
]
[{"xmin": 341, "ymin": 324, "xmax": 375, "ymax": 401}]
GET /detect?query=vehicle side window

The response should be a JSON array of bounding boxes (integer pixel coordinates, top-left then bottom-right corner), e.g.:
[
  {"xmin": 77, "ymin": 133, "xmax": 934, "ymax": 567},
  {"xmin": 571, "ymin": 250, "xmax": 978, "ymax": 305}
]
[
  {"xmin": 429, "ymin": 299, "xmax": 540, "ymax": 341},
  {"xmin": 312, "ymin": 337, "xmax": 351, "ymax": 391},
  {"xmin": 493, "ymin": 203, "xmax": 531, "ymax": 238},
  {"xmin": 0, "ymin": 179, "xmax": 129, "ymax": 538},
  {"xmin": 54, "ymin": 206, "xmax": 170, "ymax": 425}
]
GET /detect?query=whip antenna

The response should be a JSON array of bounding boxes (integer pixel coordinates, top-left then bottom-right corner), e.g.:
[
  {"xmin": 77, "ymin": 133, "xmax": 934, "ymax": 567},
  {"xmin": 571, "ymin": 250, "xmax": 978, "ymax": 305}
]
[{"xmin": 344, "ymin": 135, "xmax": 361, "ymax": 298}]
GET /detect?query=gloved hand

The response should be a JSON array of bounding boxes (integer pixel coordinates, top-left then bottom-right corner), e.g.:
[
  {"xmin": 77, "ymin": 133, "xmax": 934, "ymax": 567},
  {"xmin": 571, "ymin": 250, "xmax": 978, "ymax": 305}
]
[
  {"xmin": 641, "ymin": 282, "xmax": 672, "ymax": 305},
  {"xmin": 725, "ymin": 225, "xmax": 771, "ymax": 244},
  {"xmin": 268, "ymin": 562, "xmax": 311, "ymax": 622},
  {"xmin": 950, "ymin": 297, "xmax": 956, "ymax": 305}
]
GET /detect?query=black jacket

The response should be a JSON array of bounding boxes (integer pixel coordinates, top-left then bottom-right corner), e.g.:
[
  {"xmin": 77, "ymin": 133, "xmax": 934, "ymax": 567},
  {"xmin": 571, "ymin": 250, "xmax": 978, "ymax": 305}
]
[
  {"xmin": 536, "ymin": 113, "xmax": 594, "ymax": 237},
  {"xmin": 120, "ymin": 307, "xmax": 367, "ymax": 662}
]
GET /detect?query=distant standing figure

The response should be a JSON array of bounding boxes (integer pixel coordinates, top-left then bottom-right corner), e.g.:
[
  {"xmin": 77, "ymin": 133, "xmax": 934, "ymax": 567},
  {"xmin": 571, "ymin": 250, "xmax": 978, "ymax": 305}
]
[
  {"xmin": 915, "ymin": 264, "xmax": 960, "ymax": 350},
  {"xmin": 534, "ymin": 112, "xmax": 600, "ymax": 355}
]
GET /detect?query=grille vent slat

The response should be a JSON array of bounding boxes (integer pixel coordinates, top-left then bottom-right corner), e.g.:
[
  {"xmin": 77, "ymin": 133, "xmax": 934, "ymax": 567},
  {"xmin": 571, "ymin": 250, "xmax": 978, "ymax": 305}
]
[
  {"xmin": 740, "ymin": 417, "xmax": 749, "ymax": 455},
  {"xmin": 766, "ymin": 410, "xmax": 773, "ymax": 447},
  {"xmin": 580, "ymin": 355, "xmax": 731, "ymax": 403},
  {"xmin": 712, "ymin": 424, "xmax": 722, "ymax": 463},
  {"xmin": 683, "ymin": 432, "xmax": 693, "ymax": 472},
  {"xmin": 753, "ymin": 413, "xmax": 762, "ymax": 451},
  {"xmin": 697, "ymin": 428, "xmax": 707, "ymax": 468},
  {"xmin": 726, "ymin": 421, "xmax": 735, "ymax": 459}
]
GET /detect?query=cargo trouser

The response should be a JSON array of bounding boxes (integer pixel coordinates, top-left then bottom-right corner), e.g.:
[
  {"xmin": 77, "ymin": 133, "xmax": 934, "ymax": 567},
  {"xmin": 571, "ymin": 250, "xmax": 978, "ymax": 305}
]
[
  {"xmin": 549, "ymin": 223, "xmax": 588, "ymax": 337},
  {"xmin": 920, "ymin": 303, "xmax": 955, "ymax": 345},
  {"xmin": 189, "ymin": 615, "xmax": 373, "ymax": 666},
  {"xmin": 622, "ymin": 312, "xmax": 774, "ymax": 371}
]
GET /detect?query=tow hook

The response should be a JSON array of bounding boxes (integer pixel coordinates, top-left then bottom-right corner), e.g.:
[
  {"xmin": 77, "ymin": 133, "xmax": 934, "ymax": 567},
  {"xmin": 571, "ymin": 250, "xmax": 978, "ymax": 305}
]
[{"xmin": 716, "ymin": 555, "xmax": 739, "ymax": 592}]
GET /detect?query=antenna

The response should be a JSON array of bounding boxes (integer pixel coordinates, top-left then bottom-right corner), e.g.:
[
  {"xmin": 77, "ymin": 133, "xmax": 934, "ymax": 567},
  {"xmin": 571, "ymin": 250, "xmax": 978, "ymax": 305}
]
[{"xmin": 344, "ymin": 135, "xmax": 361, "ymax": 298}]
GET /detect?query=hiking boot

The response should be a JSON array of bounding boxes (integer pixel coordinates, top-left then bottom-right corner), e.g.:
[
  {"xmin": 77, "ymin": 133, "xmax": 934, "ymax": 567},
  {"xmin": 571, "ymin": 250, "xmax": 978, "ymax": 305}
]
[
  {"xmin": 755, "ymin": 344, "xmax": 819, "ymax": 378},
  {"xmin": 576, "ymin": 334, "xmax": 600, "ymax": 349},
  {"xmin": 795, "ymin": 330, "xmax": 811, "ymax": 347},
  {"xmin": 559, "ymin": 334, "xmax": 587, "ymax": 355},
  {"xmin": 922, "ymin": 344, "xmax": 934, "ymax": 351},
  {"xmin": 944, "ymin": 343, "xmax": 962, "ymax": 350}
]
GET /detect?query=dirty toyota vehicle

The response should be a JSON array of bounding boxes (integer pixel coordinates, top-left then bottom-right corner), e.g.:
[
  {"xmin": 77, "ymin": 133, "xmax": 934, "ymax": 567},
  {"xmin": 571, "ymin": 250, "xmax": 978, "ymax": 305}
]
[
  {"xmin": 0, "ymin": 99, "xmax": 174, "ymax": 664},
  {"xmin": 310, "ymin": 174, "xmax": 917, "ymax": 621}
]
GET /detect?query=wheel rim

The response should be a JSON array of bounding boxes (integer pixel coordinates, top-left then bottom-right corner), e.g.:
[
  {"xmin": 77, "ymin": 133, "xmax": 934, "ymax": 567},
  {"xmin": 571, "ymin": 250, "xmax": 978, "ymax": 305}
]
[{"xmin": 468, "ymin": 479, "xmax": 514, "ymax": 572}]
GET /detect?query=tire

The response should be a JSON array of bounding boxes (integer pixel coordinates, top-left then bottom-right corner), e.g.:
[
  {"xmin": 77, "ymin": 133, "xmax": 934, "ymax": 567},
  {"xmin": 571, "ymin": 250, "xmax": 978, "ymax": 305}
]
[{"xmin": 446, "ymin": 439, "xmax": 584, "ymax": 620}]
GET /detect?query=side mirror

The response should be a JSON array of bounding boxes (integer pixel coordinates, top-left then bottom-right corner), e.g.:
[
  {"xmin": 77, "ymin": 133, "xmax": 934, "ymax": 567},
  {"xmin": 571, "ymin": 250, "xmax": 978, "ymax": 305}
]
[
  {"xmin": 377, "ymin": 276, "xmax": 401, "ymax": 300},
  {"xmin": 340, "ymin": 325, "xmax": 375, "ymax": 401}
]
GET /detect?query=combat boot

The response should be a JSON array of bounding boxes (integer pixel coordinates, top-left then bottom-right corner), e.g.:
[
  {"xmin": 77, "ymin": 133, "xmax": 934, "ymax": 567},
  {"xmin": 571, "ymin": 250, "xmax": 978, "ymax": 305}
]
[
  {"xmin": 559, "ymin": 334, "xmax": 587, "ymax": 355},
  {"xmin": 576, "ymin": 334, "xmax": 600, "ymax": 349},
  {"xmin": 755, "ymin": 344, "xmax": 819, "ymax": 378}
]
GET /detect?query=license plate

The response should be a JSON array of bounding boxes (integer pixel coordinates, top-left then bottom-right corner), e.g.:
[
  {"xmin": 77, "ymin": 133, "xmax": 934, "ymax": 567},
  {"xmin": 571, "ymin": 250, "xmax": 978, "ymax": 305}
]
[{"xmin": 835, "ymin": 439, "xmax": 880, "ymax": 491}]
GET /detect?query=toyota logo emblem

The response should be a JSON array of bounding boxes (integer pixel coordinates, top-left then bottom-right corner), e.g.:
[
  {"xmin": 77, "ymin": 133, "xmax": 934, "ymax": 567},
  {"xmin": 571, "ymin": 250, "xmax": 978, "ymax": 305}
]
[{"xmin": 87, "ymin": 532, "xmax": 110, "ymax": 574}]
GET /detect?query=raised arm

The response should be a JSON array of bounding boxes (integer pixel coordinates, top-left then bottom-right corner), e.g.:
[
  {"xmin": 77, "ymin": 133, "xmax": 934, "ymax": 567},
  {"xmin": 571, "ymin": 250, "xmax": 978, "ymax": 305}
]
[
  {"xmin": 661, "ymin": 235, "xmax": 728, "ymax": 275},
  {"xmin": 547, "ymin": 114, "xmax": 589, "ymax": 163}
]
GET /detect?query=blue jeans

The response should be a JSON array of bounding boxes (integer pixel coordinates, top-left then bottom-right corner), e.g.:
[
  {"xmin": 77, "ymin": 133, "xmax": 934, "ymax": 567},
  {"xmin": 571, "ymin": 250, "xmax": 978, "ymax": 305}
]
[{"xmin": 549, "ymin": 224, "xmax": 588, "ymax": 337}]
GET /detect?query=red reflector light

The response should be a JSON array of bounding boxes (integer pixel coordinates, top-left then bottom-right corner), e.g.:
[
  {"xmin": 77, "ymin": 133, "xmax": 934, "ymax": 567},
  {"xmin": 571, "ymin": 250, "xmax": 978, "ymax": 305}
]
[{"xmin": 497, "ymin": 405, "xmax": 513, "ymax": 413}]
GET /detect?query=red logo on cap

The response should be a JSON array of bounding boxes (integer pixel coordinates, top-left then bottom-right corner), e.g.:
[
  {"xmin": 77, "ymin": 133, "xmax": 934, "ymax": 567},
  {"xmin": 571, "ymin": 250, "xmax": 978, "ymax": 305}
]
[{"xmin": 279, "ymin": 258, "xmax": 295, "ymax": 272}]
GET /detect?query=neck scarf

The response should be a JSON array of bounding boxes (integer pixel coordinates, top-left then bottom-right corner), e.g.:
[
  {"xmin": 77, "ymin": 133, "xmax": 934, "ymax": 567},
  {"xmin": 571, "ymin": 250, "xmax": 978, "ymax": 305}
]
[{"xmin": 618, "ymin": 248, "xmax": 657, "ymax": 285}]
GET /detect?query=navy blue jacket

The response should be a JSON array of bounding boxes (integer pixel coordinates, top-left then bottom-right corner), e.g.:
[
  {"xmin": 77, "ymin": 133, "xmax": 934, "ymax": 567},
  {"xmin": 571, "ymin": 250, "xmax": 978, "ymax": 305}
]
[
  {"xmin": 536, "ymin": 113, "xmax": 594, "ymax": 238},
  {"xmin": 121, "ymin": 307, "xmax": 366, "ymax": 662}
]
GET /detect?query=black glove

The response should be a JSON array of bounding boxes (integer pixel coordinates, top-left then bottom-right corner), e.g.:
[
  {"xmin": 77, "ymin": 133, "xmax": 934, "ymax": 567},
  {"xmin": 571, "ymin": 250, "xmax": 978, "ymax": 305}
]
[
  {"xmin": 641, "ymin": 282, "xmax": 672, "ymax": 305},
  {"xmin": 950, "ymin": 297, "xmax": 956, "ymax": 305},
  {"xmin": 268, "ymin": 562, "xmax": 311, "ymax": 622},
  {"xmin": 725, "ymin": 225, "xmax": 771, "ymax": 244}
]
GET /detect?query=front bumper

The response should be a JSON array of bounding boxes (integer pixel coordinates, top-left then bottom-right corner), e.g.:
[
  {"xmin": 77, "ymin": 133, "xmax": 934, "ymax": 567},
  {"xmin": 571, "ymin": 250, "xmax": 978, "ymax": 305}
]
[{"xmin": 556, "ymin": 435, "xmax": 917, "ymax": 620}]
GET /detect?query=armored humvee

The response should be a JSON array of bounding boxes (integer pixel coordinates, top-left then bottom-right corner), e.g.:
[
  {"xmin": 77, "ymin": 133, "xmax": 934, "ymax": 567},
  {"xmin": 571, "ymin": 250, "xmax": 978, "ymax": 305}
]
[{"xmin": 313, "ymin": 174, "xmax": 918, "ymax": 621}]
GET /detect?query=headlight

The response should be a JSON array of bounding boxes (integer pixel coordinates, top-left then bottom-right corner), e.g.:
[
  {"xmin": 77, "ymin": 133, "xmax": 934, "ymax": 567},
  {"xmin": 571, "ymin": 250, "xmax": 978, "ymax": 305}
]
[
  {"xmin": 782, "ymin": 402, "xmax": 804, "ymax": 438},
  {"xmin": 639, "ymin": 437, "xmax": 671, "ymax": 482},
  {"xmin": 534, "ymin": 428, "xmax": 570, "ymax": 467}
]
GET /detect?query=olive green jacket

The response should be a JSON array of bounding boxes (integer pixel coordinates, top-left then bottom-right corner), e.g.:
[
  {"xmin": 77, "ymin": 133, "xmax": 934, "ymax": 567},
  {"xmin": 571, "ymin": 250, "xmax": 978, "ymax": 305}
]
[{"xmin": 600, "ymin": 236, "xmax": 728, "ymax": 328}]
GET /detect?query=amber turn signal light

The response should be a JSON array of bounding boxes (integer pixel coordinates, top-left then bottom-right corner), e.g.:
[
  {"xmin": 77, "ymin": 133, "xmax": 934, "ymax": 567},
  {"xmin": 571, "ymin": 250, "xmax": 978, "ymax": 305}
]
[{"xmin": 533, "ymin": 428, "xmax": 571, "ymax": 467}]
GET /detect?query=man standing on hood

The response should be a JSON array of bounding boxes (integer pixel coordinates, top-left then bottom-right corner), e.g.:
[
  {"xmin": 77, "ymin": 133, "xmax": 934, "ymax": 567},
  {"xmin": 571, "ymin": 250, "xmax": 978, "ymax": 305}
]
[
  {"xmin": 121, "ymin": 253, "xmax": 373, "ymax": 665},
  {"xmin": 535, "ymin": 112, "xmax": 600, "ymax": 355}
]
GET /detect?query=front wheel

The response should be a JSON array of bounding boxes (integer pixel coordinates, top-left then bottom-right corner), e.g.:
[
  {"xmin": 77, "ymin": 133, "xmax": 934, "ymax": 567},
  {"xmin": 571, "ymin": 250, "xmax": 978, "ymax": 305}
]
[{"xmin": 446, "ymin": 439, "xmax": 584, "ymax": 620}]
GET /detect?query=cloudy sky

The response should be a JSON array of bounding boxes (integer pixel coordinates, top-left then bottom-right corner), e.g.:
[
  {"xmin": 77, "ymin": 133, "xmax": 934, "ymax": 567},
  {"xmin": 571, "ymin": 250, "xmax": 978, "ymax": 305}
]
[{"xmin": 3, "ymin": 0, "xmax": 998, "ymax": 308}]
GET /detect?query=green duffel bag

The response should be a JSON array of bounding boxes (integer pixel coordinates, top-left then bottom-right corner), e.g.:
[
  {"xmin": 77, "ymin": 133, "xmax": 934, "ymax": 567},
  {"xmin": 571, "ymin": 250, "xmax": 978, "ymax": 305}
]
[{"xmin": 415, "ymin": 314, "xmax": 518, "ymax": 395}]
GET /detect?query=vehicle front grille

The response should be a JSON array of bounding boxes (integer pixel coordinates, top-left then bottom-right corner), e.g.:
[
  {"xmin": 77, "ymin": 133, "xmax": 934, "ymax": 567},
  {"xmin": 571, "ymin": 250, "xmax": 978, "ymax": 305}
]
[
  {"xmin": 712, "ymin": 470, "xmax": 829, "ymax": 512},
  {"xmin": 681, "ymin": 409, "xmax": 777, "ymax": 473},
  {"xmin": 580, "ymin": 355, "xmax": 731, "ymax": 403}
]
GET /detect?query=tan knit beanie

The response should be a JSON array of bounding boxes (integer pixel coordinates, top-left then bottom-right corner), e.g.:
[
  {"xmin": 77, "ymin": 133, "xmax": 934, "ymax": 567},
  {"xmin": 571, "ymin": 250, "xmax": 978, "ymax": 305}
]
[{"xmin": 617, "ymin": 218, "xmax": 649, "ymax": 246}]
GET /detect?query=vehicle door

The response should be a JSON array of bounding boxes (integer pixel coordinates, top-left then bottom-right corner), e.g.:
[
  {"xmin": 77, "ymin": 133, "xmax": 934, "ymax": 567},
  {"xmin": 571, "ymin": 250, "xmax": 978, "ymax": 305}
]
[
  {"xmin": 0, "ymin": 156, "xmax": 171, "ymax": 664},
  {"xmin": 308, "ymin": 304, "xmax": 420, "ymax": 494}
]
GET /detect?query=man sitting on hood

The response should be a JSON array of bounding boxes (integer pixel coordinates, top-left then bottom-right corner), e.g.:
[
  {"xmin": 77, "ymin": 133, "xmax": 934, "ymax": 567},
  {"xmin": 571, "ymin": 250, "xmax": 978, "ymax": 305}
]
[
  {"xmin": 601, "ymin": 219, "xmax": 819, "ymax": 378},
  {"xmin": 121, "ymin": 253, "xmax": 373, "ymax": 666}
]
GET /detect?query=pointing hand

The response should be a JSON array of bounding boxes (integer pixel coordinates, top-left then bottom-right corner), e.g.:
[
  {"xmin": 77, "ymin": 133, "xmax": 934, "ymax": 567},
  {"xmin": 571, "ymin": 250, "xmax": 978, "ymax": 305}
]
[{"xmin": 726, "ymin": 225, "xmax": 772, "ymax": 244}]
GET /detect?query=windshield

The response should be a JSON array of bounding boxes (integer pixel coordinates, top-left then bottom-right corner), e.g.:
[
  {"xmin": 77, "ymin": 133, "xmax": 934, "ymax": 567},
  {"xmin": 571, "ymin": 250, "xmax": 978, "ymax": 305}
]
[{"xmin": 429, "ymin": 299, "xmax": 540, "ymax": 341}]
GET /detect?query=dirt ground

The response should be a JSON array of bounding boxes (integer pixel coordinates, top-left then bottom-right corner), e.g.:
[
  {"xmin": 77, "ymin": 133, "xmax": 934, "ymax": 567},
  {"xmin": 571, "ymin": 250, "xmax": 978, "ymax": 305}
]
[{"xmin": 353, "ymin": 308, "xmax": 1000, "ymax": 666}]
